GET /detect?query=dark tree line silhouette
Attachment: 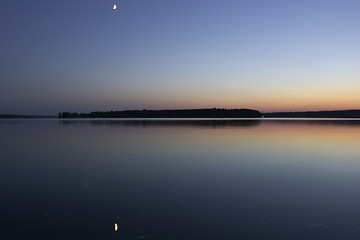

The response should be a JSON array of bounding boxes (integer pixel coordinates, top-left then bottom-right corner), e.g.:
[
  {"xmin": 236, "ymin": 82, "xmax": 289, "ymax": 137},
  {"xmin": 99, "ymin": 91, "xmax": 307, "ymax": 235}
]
[{"xmin": 58, "ymin": 108, "xmax": 263, "ymax": 118}]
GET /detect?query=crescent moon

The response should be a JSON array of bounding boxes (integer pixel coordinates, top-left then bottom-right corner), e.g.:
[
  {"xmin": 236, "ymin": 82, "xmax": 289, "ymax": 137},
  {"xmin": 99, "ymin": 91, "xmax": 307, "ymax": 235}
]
[
  {"xmin": 114, "ymin": 223, "xmax": 118, "ymax": 231},
  {"xmin": 113, "ymin": 4, "xmax": 117, "ymax": 10}
]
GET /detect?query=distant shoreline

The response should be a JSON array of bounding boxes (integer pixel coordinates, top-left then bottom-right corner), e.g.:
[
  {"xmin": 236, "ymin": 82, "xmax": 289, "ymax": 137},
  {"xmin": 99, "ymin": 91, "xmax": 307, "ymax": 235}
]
[
  {"xmin": 2, "ymin": 109, "xmax": 360, "ymax": 119},
  {"xmin": 58, "ymin": 108, "xmax": 262, "ymax": 118},
  {"xmin": 0, "ymin": 114, "xmax": 56, "ymax": 119},
  {"xmin": 264, "ymin": 110, "xmax": 360, "ymax": 118}
]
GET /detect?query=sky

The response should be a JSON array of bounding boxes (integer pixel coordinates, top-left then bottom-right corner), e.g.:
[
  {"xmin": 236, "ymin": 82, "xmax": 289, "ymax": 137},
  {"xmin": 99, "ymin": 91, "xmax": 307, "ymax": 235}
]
[{"xmin": 1, "ymin": 0, "xmax": 359, "ymax": 115}]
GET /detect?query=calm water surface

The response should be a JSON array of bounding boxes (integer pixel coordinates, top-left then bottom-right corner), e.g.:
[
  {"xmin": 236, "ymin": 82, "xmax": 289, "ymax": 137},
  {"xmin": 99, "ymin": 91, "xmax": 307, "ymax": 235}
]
[{"xmin": 1, "ymin": 119, "xmax": 360, "ymax": 239}]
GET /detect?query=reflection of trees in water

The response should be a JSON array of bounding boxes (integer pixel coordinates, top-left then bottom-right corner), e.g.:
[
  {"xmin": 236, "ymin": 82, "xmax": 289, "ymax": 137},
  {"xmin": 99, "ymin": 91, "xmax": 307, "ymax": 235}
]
[
  {"xmin": 58, "ymin": 119, "xmax": 360, "ymax": 128},
  {"xmin": 58, "ymin": 119, "xmax": 261, "ymax": 128}
]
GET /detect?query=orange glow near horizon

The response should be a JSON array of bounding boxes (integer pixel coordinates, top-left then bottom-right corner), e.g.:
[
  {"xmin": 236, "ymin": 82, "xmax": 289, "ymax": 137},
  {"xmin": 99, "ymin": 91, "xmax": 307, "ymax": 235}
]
[
  {"xmin": 82, "ymin": 73, "xmax": 360, "ymax": 114},
  {"xmin": 118, "ymin": 93, "xmax": 360, "ymax": 113}
]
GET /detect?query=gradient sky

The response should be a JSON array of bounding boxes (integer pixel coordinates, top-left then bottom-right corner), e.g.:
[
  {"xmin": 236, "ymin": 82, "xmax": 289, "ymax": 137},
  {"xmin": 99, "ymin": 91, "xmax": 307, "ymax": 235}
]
[{"xmin": 1, "ymin": 0, "xmax": 359, "ymax": 114}]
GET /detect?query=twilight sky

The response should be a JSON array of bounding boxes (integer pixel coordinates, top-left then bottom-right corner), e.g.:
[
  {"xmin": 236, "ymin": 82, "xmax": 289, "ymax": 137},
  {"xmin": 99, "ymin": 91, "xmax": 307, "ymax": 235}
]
[{"xmin": 1, "ymin": 0, "xmax": 359, "ymax": 114}]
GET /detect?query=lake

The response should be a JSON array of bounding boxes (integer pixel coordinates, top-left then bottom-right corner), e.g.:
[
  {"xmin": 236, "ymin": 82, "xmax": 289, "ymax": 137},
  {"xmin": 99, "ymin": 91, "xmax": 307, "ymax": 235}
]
[{"xmin": 1, "ymin": 119, "xmax": 360, "ymax": 239}]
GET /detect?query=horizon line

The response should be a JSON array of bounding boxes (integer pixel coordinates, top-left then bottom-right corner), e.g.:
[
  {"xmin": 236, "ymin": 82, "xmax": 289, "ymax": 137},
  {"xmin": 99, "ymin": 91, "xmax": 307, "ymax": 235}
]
[{"xmin": 2, "ymin": 108, "xmax": 360, "ymax": 117}]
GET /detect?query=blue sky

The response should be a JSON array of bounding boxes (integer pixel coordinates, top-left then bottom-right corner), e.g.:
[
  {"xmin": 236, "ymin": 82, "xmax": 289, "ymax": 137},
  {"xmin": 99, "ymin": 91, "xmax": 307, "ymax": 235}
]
[{"xmin": 1, "ymin": 0, "xmax": 359, "ymax": 114}]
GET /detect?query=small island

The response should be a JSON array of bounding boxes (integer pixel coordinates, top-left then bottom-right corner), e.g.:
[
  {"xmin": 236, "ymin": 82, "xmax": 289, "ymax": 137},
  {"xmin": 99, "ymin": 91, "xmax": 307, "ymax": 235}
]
[{"xmin": 58, "ymin": 108, "xmax": 263, "ymax": 118}]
